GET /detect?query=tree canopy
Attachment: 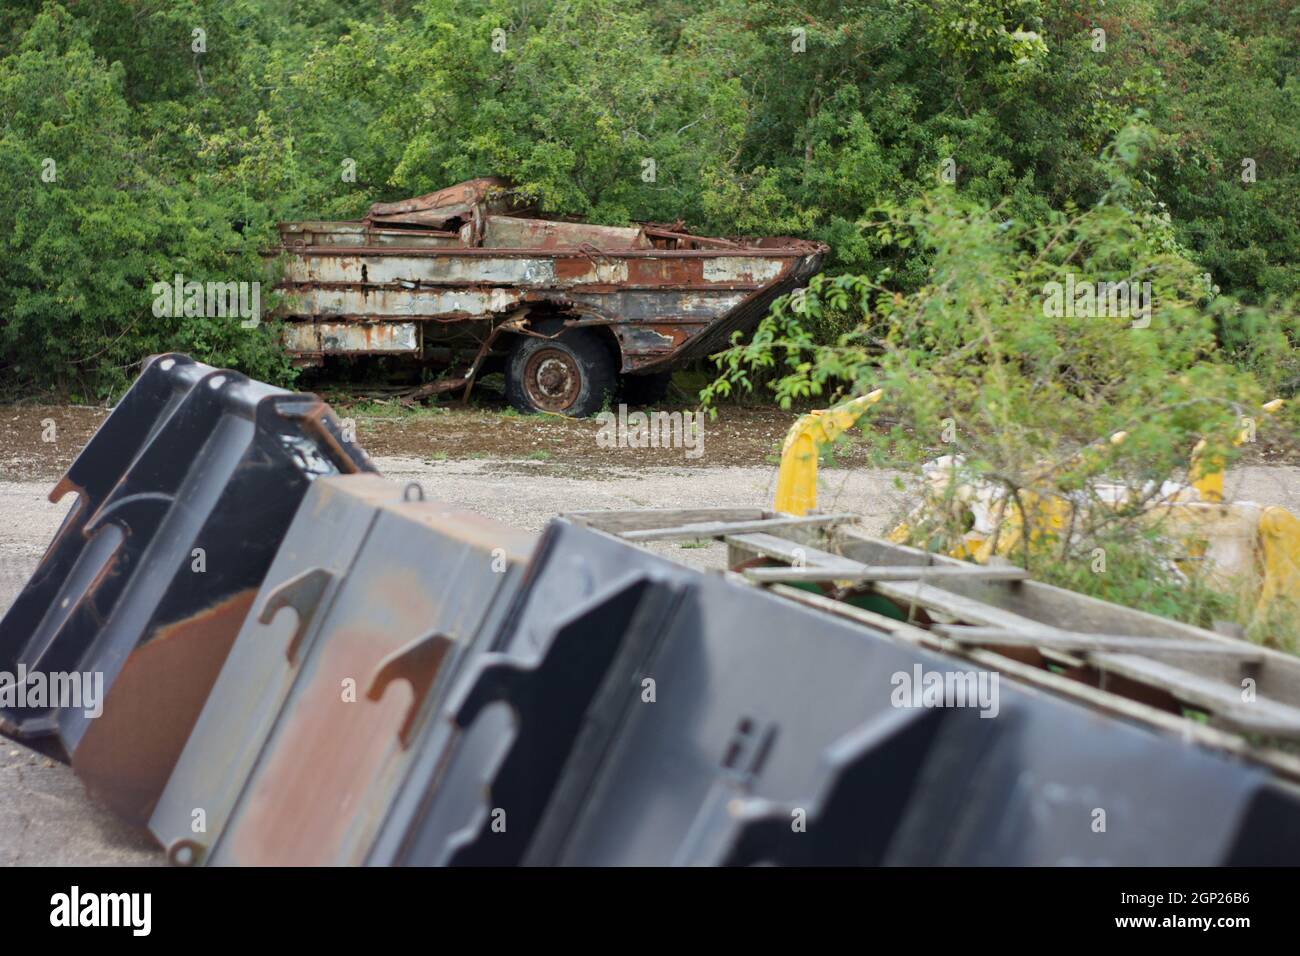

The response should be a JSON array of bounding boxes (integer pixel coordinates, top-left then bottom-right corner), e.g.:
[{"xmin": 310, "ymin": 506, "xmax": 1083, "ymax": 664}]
[{"xmin": 0, "ymin": 0, "xmax": 1296, "ymax": 397}]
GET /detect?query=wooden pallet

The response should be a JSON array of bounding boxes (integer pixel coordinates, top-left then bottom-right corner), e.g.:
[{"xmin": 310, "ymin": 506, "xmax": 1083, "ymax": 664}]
[{"xmin": 565, "ymin": 507, "xmax": 1300, "ymax": 782}]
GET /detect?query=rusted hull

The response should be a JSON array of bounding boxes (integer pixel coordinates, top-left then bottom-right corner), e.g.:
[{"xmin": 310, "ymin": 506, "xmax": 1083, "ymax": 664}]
[
  {"xmin": 642, "ymin": 248, "xmax": 825, "ymax": 367},
  {"xmin": 0, "ymin": 354, "xmax": 375, "ymax": 824},
  {"xmin": 283, "ymin": 320, "xmax": 420, "ymax": 355},
  {"xmin": 276, "ymin": 218, "xmax": 826, "ymax": 371}
]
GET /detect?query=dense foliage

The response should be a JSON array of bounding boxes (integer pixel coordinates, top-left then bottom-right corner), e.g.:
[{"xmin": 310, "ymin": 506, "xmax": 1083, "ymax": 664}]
[
  {"xmin": 0, "ymin": 0, "xmax": 1296, "ymax": 397},
  {"xmin": 707, "ymin": 131, "xmax": 1297, "ymax": 640}
]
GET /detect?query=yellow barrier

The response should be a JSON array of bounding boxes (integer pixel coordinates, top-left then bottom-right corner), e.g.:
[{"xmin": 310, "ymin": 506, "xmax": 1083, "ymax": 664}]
[{"xmin": 773, "ymin": 390, "xmax": 884, "ymax": 516}]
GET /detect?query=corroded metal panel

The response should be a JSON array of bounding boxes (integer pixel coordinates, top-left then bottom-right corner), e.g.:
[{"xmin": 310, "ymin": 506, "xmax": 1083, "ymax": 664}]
[
  {"xmin": 702, "ymin": 256, "xmax": 786, "ymax": 283},
  {"xmin": 283, "ymin": 321, "xmax": 420, "ymax": 354},
  {"xmin": 282, "ymin": 254, "xmax": 559, "ymax": 286},
  {"xmin": 157, "ymin": 475, "xmax": 536, "ymax": 867},
  {"xmin": 567, "ymin": 289, "xmax": 749, "ymax": 320},
  {"xmin": 285, "ymin": 287, "xmax": 524, "ymax": 320},
  {"xmin": 0, "ymin": 355, "xmax": 375, "ymax": 826},
  {"xmin": 280, "ymin": 223, "xmax": 463, "ymax": 249},
  {"xmin": 274, "ymin": 179, "xmax": 829, "ymax": 368},
  {"xmin": 366, "ymin": 177, "xmax": 512, "ymax": 228},
  {"xmin": 482, "ymin": 215, "xmax": 650, "ymax": 250}
]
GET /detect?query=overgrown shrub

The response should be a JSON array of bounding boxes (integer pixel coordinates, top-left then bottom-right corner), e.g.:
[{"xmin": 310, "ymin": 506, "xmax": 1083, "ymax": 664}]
[{"xmin": 705, "ymin": 130, "xmax": 1300, "ymax": 644}]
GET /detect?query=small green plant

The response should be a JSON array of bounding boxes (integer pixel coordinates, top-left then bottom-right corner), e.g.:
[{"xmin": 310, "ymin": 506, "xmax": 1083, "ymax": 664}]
[{"xmin": 526, "ymin": 450, "xmax": 551, "ymax": 461}]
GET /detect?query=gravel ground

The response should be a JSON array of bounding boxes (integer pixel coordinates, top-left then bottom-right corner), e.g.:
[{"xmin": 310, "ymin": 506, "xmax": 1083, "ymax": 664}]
[{"xmin": 0, "ymin": 454, "xmax": 1295, "ymax": 865}]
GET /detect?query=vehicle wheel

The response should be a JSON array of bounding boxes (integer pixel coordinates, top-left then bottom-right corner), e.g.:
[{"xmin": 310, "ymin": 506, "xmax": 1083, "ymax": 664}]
[
  {"xmin": 619, "ymin": 371, "xmax": 674, "ymax": 407},
  {"xmin": 506, "ymin": 329, "xmax": 617, "ymax": 417}
]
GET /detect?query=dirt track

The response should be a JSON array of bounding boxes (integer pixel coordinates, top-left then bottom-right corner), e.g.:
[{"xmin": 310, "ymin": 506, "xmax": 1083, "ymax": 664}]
[{"xmin": 0, "ymin": 402, "xmax": 825, "ymax": 482}]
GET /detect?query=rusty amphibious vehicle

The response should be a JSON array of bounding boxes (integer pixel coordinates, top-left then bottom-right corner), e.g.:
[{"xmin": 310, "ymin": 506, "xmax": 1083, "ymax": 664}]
[{"xmin": 276, "ymin": 178, "xmax": 827, "ymax": 416}]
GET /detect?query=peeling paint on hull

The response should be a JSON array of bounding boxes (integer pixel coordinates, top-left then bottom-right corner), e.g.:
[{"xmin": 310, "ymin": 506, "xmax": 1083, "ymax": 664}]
[
  {"xmin": 275, "ymin": 189, "xmax": 827, "ymax": 373},
  {"xmin": 284, "ymin": 322, "xmax": 421, "ymax": 355}
]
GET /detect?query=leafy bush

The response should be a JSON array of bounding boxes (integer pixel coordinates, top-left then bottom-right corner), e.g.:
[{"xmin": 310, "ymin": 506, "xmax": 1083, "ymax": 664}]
[
  {"xmin": 705, "ymin": 129, "xmax": 1299, "ymax": 642},
  {"xmin": 0, "ymin": 6, "xmax": 293, "ymax": 399},
  {"xmin": 0, "ymin": 0, "xmax": 1296, "ymax": 401}
]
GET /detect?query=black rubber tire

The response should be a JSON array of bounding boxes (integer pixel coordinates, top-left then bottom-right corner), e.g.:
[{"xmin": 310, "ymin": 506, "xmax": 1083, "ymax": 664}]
[
  {"xmin": 619, "ymin": 371, "xmax": 674, "ymax": 407},
  {"xmin": 505, "ymin": 329, "xmax": 617, "ymax": 417}
]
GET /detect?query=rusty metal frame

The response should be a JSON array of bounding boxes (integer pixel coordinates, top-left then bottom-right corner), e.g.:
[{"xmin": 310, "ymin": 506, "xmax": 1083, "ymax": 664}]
[
  {"xmin": 0, "ymin": 354, "xmax": 375, "ymax": 824},
  {"xmin": 151, "ymin": 474, "xmax": 536, "ymax": 866},
  {"xmin": 275, "ymin": 182, "xmax": 827, "ymax": 381}
]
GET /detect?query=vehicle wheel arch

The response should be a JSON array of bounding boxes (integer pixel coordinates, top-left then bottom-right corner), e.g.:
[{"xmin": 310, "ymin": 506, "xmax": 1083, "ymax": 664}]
[
  {"xmin": 492, "ymin": 304, "xmax": 622, "ymax": 367},
  {"xmin": 499, "ymin": 306, "xmax": 621, "ymax": 416}
]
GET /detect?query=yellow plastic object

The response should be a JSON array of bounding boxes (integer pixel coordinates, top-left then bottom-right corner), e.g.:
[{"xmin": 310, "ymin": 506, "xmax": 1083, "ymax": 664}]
[
  {"xmin": 1259, "ymin": 506, "xmax": 1300, "ymax": 616},
  {"xmin": 1189, "ymin": 398, "xmax": 1286, "ymax": 503},
  {"xmin": 884, "ymin": 398, "xmax": 1297, "ymax": 621},
  {"xmin": 1188, "ymin": 439, "xmax": 1226, "ymax": 503},
  {"xmin": 774, "ymin": 390, "xmax": 884, "ymax": 515}
]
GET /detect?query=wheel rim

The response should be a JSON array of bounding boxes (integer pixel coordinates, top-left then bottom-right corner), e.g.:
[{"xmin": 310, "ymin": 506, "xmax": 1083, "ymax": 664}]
[{"xmin": 522, "ymin": 347, "xmax": 582, "ymax": 412}]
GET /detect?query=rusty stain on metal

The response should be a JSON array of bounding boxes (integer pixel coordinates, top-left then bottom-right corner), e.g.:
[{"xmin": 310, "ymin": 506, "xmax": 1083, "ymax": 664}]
[
  {"xmin": 71, "ymin": 589, "xmax": 257, "ymax": 825},
  {"xmin": 0, "ymin": 354, "xmax": 377, "ymax": 834},
  {"xmin": 365, "ymin": 177, "xmax": 515, "ymax": 230},
  {"xmin": 166, "ymin": 476, "xmax": 537, "ymax": 866},
  {"xmin": 284, "ymin": 321, "xmax": 420, "ymax": 354},
  {"xmin": 367, "ymin": 632, "xmax": 456, "ymax": 749},
  {"xmin": 702, "ymin": 256, "xmax": 786, "ymax": 283},
  {"xmin": 483, "ymin": 216, "xmax": 649, "ymax": 250},
  {"xmin": 225, "ymin": 607, "xmax": 428, "ymax": 865},
  {"xmin": 276, "ymin": 179, "xmax": 827, "ymax": 375}
]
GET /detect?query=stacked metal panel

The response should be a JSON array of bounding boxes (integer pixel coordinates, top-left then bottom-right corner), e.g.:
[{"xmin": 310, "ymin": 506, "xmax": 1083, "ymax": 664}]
[
  {"xmin": 372, "ymin": 521, "xmax": 1300, "ymax": 866},
  {"xmin": 370, "ymin": 519, "xmax": 694, "ymax": 865},
  {"xmin": 0, "ymin": 354, "xmax": 374, "ymax": 825},
  {"xmin": 3, "ymin": 356, "xmax": 1300, "ymax": 866},
  {"xmin": 151, "ymin": 474, "xmax": 535, "ymax": 865}
]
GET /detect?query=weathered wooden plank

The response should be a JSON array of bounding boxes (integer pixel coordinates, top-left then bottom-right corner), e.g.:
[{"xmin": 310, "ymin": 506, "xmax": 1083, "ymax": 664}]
[
  {"xmin": 566, "ymin": 508, "xmax": 767, "ymax": 533},
  {"xmin": 1094, "ymin": 654, "xmax": 1300, "ymax": 738},
  {"xmin": 724, "ymin": 532, "xmax": 863, "ymax": 572},
  {"xmin": 837, "ymin": 530, "xmax": 1245, "ymax": 643},
  {"xmin": 620, "ymin": 513, "xmax": 857, "ymax": 543},
  {"xmin": 764, "ymin": 583, "xmax": 1300, "ymax": 782},
  {"xmin": 667, "ymin": 515, "xmax": 1300, "ymax": 707},
  {"xmin": 842, "ymin": 558, "xmax": 1300, "ymax": 704},
  {"xmin": 833, "ymin": 535, "xmax": 935, "ymax": 568},
  {"xmin": 934, "ymin": 625, "xmax": 1266, "ymax": 662},
  {"xmin": 745, "ymin": 564, "xmax": 1031, "ymax": 584},
  {"xmin": 874, "ymin": 579, "xmax": 1048, "ymax": 630}
]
